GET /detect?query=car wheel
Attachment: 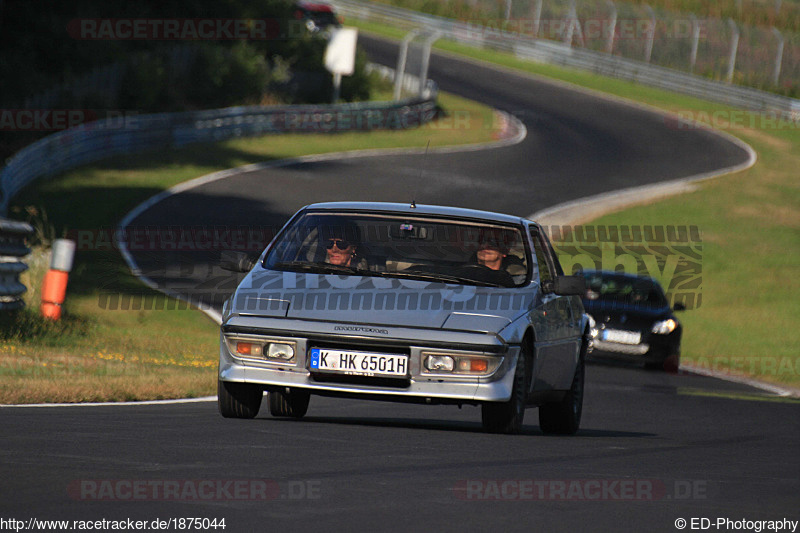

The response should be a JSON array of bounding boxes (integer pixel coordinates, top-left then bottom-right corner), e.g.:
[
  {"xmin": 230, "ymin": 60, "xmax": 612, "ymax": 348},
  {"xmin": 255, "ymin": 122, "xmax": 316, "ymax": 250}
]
[
  {"xmin": 539, "ymin": 342, "xmax": 585, "ymax": 435},
  {"xmin": 218, "ymin": 380, "xmax": 263, "ymax": 419},
  {"xmin": 269, "ymin": 388, "xmax": 310, "ymax": 419},
  {"xmin": 481, "ymin": 345, "xmax": 527, "ymax": 434}
]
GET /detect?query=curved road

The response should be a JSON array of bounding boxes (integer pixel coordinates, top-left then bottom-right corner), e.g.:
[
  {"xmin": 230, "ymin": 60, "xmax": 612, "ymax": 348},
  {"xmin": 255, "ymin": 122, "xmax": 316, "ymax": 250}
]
[
  {"xmin": 124, "ymin": 35, "xmax": 750, "ymax": 304},
  {"xmin": 3, "ymin": 36, "xmax": 796, "ymax": 533}
]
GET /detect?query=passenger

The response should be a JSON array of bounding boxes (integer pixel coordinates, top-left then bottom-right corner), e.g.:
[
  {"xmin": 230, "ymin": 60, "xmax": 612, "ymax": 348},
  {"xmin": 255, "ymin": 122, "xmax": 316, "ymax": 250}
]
[
  {"xmin": 476, "ymin": 238, "xmax": 507, "ymax": 270},
  {"xmin": 469, "ymin": 237, "xmax": 516, "ymax": 287}
]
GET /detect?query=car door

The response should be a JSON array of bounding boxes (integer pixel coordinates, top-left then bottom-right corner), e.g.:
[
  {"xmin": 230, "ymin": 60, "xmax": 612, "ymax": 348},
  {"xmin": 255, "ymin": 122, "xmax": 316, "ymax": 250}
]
[{"xmin": 529, "ymin": 226, "xmax": 581, "ymax": 391}]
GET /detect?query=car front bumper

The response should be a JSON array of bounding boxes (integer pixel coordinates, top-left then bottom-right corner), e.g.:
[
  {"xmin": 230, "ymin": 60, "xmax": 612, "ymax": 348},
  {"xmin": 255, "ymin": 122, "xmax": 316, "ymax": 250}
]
[
  {"xmin": 589, "ymin": 335, "xmax": 679, "ymax": 365},
  {"xmin": 218, "ymin": 320, "xmax": 520, "ymax": 404}
]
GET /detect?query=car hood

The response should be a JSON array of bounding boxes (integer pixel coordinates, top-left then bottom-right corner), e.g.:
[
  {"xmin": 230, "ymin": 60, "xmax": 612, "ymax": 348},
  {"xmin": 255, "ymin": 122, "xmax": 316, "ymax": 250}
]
[
  {"xmin": 583, "ymin": 300, "xmax": 674, "ymax": 326},
  {"xmin": 228, "ymin": 270, "xmax": 532, "ymax": 333}
]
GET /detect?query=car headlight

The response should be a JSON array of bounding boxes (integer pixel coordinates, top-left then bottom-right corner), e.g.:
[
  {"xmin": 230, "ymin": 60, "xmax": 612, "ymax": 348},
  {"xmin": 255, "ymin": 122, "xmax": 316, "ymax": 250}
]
[
  {"xmin": 651, "ymin": 319, "xmax": 677, "ymax": 335},
  {"xmin": 225, "ymin": 336, "xmax": 297, "ymax": 364},
  {"xmin": 267, "ymin": 343, "xmax": 295, "ymax": 360},
  {"xmin": 424, "ymin": 355, "xmax": 455, "ymax": 372},
  {"xmin": 421, "ymin": 352, "xmax": 501, "ymax": 376}
]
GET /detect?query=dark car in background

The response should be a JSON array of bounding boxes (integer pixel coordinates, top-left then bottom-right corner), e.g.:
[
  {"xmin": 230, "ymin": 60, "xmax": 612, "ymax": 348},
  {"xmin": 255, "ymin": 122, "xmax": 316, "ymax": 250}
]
[
  {"xmin": 293, "ymin": 1, "xmax": 342, "ymax": 35},
  {"xmin": 579, "ymin": 271, "xmax": 684, "ymax": 371}
]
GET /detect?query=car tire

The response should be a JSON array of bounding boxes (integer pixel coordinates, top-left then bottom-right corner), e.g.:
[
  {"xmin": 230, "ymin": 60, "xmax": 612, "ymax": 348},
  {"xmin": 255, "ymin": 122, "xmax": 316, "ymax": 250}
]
[
  {"xmin": 269, "ymin": 388, "xmax": 310, "ymax": 419},
  {"xmin": 481, "ymin": 345, "xmax": 527, "ymax": 434},
  {"xmin": 539, "ymin": 341, "xmax": 585, "ymax": 435},
  {"xmin": 218, "ymin": 380, "xmax": 263, "ymax": 419}
]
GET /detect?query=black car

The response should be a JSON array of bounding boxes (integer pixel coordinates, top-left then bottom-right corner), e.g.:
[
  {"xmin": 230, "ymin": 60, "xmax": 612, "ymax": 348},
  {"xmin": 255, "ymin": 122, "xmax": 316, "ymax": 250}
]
[{"xmin": 579, "ymin": 271, "xmax": 684, "ymax": 371}]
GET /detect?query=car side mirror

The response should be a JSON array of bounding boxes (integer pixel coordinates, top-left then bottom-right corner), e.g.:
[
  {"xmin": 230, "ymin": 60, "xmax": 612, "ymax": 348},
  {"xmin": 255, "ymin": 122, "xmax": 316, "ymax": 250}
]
[
  {"xmin": 553, "ymin": 275, "xmax": 586, "ymax": 296},
  {"xmin": 673, "ymin": 302, "xmax": 686, "ymax": 312},
  {"xmin": 220, "ymin": 251, "xmax": 256, "ymax": 273}
]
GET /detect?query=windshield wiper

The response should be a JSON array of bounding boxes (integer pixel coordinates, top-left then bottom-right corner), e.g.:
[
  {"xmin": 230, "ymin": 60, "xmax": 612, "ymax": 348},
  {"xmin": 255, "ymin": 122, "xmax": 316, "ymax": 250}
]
[
  {"xmin": 371, "ymin": 270, "xmax": 501, "ymax": 287},
  {"xmin": 271, "ymin": 261, "xmax": 366, "ymax": 275}
]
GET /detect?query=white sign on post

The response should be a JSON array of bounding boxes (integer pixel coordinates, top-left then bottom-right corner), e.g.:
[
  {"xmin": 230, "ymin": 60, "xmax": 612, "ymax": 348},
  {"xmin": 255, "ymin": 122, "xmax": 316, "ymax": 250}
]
[{"xmin": 324, "ymin": 28, "xmax": 358, "ymax": 103}]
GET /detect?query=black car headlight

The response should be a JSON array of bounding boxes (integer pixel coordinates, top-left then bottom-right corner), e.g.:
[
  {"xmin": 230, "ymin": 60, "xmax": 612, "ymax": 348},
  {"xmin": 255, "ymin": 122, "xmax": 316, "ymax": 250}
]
[{"xmin": 651, "ymin": 319, "xmax": 678, "ymax": 335}]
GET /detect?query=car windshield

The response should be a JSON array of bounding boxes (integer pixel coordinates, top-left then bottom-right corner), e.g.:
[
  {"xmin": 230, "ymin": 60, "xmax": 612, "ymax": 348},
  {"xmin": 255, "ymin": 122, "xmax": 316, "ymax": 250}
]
[
  {"xmin": 264, "ymin": 211, "xmax": 529, "ymax": 287},
  {"xmin": 582, "ymin": 273, "xmax": 668, "ymax": 307},
  {"xmin": 306, "ymin": 10, "xmax": 338, "ymax": 27}
]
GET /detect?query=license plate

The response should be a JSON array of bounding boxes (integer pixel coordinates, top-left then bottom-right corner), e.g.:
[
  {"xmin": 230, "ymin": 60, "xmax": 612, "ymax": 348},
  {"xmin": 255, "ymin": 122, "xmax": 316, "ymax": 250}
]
[
  {"xmin": 309, "ymin": 348, "xmax": 408, "ymax": 378},
  {"xmin": 602, "ymin": 329, "xmax": 642, "ymax": 345}
]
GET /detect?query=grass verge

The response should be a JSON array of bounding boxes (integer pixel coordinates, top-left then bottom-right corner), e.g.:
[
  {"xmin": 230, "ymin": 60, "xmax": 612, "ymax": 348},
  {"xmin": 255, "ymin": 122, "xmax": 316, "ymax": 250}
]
[
  {"xmin": 1, "ymin": 91, "xmax": 503, "ymax": 404},
  {"xmin": 351, "ymin": 19, "xmax": 800, "ymax": 389}
]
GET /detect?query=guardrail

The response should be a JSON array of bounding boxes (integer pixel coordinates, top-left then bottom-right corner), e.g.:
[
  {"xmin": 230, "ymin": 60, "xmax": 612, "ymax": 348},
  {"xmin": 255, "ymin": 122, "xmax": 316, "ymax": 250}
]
[
  {"xmin": 334, "ymin": 0, "xmax": 800, "ymax": 120},
  {"xmin": 0, "ymin": 64, "xmax": 438, "ymax": 216},
  {"xmin": 0, "ymin": 218, "xmax": 34, "ymax": 312}
]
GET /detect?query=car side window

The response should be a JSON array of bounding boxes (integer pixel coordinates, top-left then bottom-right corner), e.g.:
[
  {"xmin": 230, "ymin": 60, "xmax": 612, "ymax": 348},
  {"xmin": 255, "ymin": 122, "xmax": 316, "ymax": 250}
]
[
  {"xmin": 543, "ymin": 233, "xmax": 564, "ymax": 276},
  {"xmin": 530, "ymin": 228, "xmax": 553, "ymax": 284}
]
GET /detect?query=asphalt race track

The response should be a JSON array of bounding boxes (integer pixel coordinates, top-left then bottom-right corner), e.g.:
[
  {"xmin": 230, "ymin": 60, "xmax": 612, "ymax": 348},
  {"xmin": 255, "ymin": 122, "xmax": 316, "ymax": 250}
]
[
  {"xmin": 2, "ymin": 367, "xmax": 798, "ymax": 532},
  {"xmin": 2, "ymin": 36, "xmax": 797, "ymax": 532}
]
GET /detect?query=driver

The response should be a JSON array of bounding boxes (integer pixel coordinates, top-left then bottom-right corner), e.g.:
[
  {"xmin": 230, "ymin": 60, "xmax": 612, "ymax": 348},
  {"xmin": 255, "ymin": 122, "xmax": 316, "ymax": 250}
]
[
  {"xmin": 325, "ymin": 236, "xmax": 357, "ymax": 267},
  {"xmin": 319, "ymin": 222, "xmax": 366, "ymax": 269}
]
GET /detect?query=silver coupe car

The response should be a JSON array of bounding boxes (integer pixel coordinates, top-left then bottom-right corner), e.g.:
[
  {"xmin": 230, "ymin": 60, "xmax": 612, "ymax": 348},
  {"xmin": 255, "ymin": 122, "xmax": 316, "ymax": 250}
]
[{"xmin": 218, "ymin": 202, "xmax": 590, "ymax": 434}]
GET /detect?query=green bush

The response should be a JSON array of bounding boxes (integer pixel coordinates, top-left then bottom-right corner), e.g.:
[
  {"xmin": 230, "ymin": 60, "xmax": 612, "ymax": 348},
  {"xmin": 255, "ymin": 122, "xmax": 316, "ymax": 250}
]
[
  {"xmin": 118, "ymin": 54, "xmax": 169, "ymax": 111},
  {"xmin": 186, "ymin": 43, "xmax": 271, "ymax": 109},
  {"xmin": 272, "ymin": 38, "xmax": 375, "ymax": 103},
  {"xmin": 341, "ymin": 49, "xmax": 374, "ymax": 102},
  {"xmin": 0, "ymin": 0, "xmax": 382, "ymax": 162}
]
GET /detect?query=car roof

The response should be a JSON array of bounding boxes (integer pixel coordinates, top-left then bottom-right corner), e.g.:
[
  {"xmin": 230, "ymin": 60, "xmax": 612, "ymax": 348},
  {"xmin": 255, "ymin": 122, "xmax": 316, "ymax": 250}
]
[
  {"xmin": 303, "ymin": 201, "xmax": 529, "ymax": 226},
  {"xmin": 296, "ymin": 1, "xmax": 335, "ymax": 12}
]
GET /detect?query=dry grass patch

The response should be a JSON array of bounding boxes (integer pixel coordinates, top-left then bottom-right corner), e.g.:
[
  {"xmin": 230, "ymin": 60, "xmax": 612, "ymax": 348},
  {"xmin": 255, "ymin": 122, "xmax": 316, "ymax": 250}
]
[{"xmin": 1, "ymin": 373, "xmax": 214, "ymax": 404}]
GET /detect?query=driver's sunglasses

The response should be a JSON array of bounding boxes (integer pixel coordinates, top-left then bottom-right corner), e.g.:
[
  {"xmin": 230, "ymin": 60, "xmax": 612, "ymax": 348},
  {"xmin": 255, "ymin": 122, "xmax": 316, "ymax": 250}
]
[{"xmin": 326, "ymin": 239, "xmax": 352, "ymax": 250}]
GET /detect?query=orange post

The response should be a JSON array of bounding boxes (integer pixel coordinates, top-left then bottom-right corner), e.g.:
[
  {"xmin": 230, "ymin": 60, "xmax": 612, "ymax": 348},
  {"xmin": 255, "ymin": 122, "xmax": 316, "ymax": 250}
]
[
  {"xmin": 40, "ymin": 239, "xmax": 75, "ymax": 320},
  {"xmin": 41, "ymin": 270, "xmax": 69, "ymax": 319}
]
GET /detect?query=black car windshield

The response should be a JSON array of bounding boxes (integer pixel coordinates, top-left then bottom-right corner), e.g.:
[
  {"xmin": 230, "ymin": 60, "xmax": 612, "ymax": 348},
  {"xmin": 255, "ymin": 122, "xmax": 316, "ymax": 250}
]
[
  {"xmin": 306, "ymin": 10, "xmax": 338, "ymax": 26},
  {"xmin": 264, "ymin": 212, "xmax": 529, "ymax": 287},
  {"xmin": 583, "ymin": 273, "xmax": 668, "ymax": 307}
]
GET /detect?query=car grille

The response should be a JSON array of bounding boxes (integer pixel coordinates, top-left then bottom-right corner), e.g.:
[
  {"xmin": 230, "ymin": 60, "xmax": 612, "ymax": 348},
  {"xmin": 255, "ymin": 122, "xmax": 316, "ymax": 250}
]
[
  {"xmin": 310, "ymin": 373, "xmax": 411, "ymax": 389},
  {"xmin": 308, "ymin": 339, "xmax": 411, "ymax": 355}
]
